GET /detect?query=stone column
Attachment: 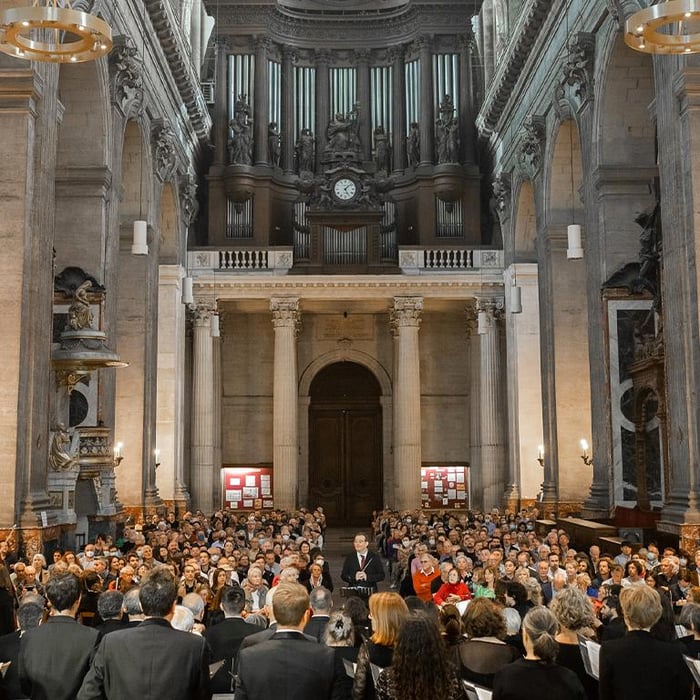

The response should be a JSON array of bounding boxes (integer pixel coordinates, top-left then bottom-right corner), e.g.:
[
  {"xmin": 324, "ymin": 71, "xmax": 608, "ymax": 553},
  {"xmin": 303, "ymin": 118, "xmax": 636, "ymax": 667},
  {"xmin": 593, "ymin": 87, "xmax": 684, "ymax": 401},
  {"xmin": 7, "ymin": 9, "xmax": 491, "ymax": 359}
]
[
  {"xmin": 254, "ymin": 37, "xmax": 270, "ymax": 166},
  {"xmin": 271, "ymin": 298, "xmax": 300, "ymax": 510},
  {"xmin": 466, "ymin": 304, "xmax": 482, "ymax": 509},
  {"xmin": 417, "ymin": 36, "xmax": 434, "ymax": 166},
  {"xmin": 480, "ymin": 1, "xmax": 495, "ymax": 89},
  {"xmin": 477, "ymin": 297, "xmax": 506, "ymax": 510},
  {"xmin": 190, "ymin": 301, "xmax": 216, "ymax": 514},
  {"xmin": 391, "ymin": 45, "xmax": 406, "ymax": 173},
  {"xmin": 356, "ymin": 49, "xmax": 371, "ymax": 163},
  {"xmin": 212, "ymin": 313, "xmax": 222, "ymax": 509},
  {"xmin": 392, "ymin": 297, "xmax": 423, "ymax": 510},
  {"xmin": 315, "ymin": 50, "xmax": 331, "ymax": 171},
  {"xmin": 281, "ymin": 47, "xmax": 296, "ymax": 173}
]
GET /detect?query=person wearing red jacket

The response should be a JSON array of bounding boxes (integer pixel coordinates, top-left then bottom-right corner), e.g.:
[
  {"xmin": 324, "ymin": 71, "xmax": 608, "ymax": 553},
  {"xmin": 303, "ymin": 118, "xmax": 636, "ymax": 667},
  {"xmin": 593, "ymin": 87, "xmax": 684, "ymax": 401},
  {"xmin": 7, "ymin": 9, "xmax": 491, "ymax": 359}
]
[{"xmin": 434, "ymin": 568, "xmax": 472, "ymax": 607}]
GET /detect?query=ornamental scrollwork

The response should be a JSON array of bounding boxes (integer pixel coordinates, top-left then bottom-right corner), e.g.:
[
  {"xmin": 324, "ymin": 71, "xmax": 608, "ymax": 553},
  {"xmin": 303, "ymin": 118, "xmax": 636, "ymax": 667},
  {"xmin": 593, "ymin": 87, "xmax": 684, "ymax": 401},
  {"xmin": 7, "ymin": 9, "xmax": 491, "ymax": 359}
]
[
  {"xmin": 109, "ymin": 36, "xmax": 143, "ymax": 117},
  {"xmin": 180, "ymin": 174, "xmax": 199, "ymax": 227},
  {"xmin": 492, "ymin": 172, "xmax": 511, "ymax": 219},
  {"xmin": 518, "ymin": 115, "xmax": 546, "ymax": 180},
  {"xmin": 151, "ymin": 121, "xmax": 178, "ymax": 182},
  {"xmin": 555, "ymin": 32, "xmax": 596, "ymax": 110}
]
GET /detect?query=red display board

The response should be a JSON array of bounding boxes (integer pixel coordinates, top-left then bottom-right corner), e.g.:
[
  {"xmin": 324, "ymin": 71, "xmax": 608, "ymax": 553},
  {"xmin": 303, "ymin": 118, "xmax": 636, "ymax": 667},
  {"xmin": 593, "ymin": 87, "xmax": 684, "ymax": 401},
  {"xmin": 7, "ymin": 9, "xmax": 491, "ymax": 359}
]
[
  {"xmin": 222, "ymin": 467, "xmax": 273, "ymax": 510},
  {"xmin": 420, "ymin": 466, "xmax": 469, "ymax": 509}
]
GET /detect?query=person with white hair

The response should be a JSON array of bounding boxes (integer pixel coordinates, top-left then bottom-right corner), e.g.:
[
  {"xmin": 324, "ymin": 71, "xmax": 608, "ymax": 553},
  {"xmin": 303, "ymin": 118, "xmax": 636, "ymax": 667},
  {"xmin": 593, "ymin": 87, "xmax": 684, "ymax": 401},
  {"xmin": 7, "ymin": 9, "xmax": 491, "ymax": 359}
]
[{"xmin": 171, "ymin": 605, "xmax": 195, "ymax": 633}]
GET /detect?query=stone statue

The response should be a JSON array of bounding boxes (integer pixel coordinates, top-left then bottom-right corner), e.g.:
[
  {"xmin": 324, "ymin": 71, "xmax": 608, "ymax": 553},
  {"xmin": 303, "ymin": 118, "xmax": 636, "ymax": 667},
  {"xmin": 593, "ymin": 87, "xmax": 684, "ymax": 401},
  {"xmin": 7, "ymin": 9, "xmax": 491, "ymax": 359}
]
[
  {"xmin": 373, "ymin": 125, "xmax": 390, "ymax": 174},
  {"xmin": 407, "ymin": 122, "xmax": 420, "ymax": 168},
  {"xmin": 268, "ymin": 121, "xmax": 281, "ymax": 167},
  {"xmin": 435, "ymin": 95, "xmax": 460, "ymax": 164},
  {"xmin": 326, "ymin": 105, "xmax": 361, "ymax": 155},
  {"xmin": 229, "ymin": 94, "xmax": 253, "ymax": 165},
  {"xmin": 67, "ymin": 280, "xmax": 94, "ymax": 331},
  {"xmin": 296, "ymin": 128, "xmax": 315, "ymax": 174},
  {"xmin": 49, "ymin": 424, "xmax": 79, "ymax": 471}
]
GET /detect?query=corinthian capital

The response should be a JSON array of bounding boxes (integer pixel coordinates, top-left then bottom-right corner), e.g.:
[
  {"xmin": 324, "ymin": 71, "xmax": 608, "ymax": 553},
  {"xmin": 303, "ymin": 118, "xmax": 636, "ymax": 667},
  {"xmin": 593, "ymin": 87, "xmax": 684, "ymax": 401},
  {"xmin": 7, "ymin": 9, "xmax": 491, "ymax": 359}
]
[
  {"xmin": 271, "ymin": 297, "xmax": 301, "ymax": 330},
  {"xmin": 392, "ymin": 297, "xmax": 423, "ymax": 328}
]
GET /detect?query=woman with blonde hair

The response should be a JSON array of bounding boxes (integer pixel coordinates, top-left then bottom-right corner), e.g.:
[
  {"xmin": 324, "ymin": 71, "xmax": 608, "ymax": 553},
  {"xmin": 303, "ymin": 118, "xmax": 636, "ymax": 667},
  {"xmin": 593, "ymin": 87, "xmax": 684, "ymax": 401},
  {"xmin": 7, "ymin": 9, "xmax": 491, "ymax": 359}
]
[{"xmin": 352, "ymin": 592, "xmax": 409, "ymax": 700}]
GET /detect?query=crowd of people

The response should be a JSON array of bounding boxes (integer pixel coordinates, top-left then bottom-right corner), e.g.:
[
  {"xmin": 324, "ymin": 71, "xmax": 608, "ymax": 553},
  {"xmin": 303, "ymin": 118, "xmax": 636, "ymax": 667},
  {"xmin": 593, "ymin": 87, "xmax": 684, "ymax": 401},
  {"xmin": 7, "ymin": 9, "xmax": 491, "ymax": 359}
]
[{"xmin": 0, "ymin": 505, "xmax": 698, "ymax": 698}]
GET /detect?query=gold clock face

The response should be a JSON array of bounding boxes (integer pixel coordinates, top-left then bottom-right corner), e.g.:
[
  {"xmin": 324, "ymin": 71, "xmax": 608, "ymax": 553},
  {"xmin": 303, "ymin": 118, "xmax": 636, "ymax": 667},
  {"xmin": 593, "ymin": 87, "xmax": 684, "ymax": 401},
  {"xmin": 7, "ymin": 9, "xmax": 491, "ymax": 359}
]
[{"xmin": 333, "ymin": 177, "xmax": 357, "ymax": 201}]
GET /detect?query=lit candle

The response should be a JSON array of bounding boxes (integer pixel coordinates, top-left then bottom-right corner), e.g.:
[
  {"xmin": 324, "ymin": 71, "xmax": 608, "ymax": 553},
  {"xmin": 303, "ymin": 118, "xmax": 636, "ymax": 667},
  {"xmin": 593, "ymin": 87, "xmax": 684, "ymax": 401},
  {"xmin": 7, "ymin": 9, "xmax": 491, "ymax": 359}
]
[
  {"xmin": 580, "ymin": 438, "xmax": 589, "ymax": 458},
  {"xmin": 154, "ymin": 449, "xmax": 160, "ymax": 461},
  {"xmin": 537, "ymin": 445, "xmax": 544, "ymax": 461},
  {"xmin": 114, "ymin": 441, "xmax": 123, "ymax": 459}
]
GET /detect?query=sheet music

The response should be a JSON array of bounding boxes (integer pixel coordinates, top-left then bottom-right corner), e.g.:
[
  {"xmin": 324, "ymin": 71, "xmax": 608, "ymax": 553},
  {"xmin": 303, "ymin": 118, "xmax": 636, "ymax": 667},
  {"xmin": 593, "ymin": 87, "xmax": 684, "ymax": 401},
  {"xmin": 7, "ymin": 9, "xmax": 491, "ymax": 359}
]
[
  {"xmin": 343, "ymin": 659, "xmax": 356, "ymax": 679},
  {"xmin": 370, "ymin": 663, "xmax": 382, "ymax": 685},
  {"xmin": 684, "ymin": 656, "xmax": 700, "ymax": 687},
  {"xmin": 462, "ymin": 680, "xmax": 492, "ymax": 700},
  {"xmin": 578, "ymin": 636, "xmax": 600, "ymax": 680}
]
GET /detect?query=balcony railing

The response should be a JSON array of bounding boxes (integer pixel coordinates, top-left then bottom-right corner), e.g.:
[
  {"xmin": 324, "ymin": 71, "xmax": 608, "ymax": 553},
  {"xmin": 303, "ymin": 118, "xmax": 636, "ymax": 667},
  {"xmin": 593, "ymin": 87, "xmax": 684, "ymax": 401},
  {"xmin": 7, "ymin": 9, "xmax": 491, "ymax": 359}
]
[{"xmin": 188, "ymin": 247, "xmax": 503, "ymax": 275}]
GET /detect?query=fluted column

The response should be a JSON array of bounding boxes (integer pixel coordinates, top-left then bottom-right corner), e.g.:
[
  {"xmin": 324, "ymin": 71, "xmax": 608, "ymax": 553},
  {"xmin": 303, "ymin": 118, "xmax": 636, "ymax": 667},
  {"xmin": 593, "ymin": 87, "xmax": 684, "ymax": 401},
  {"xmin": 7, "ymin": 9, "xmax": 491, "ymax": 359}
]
[
  {"xmin": 271, "ymin": 298, "xmax": 300, "ymax": 510},
  {"xmin": 214, "ymin": 42, "xmax": 229, "ymax": 166},
  {"xmin": 190, "ymin": 301, "xmax": 216, "ymax": 514},
  {"xmin": 466, "ymin": 304, "xmax": 482, "ymax": 509},
  {"xmin": 392, "ymin": 297, "xmax": 423, "ymax": 510},
  {"xmin": 478, "ymin": 297, "xmax": 506, "ymax": 510},
  {"xmin": 281, "ymin": 47, "xmax": 296, "ymax": 173},
  {"xmin": 417, "ymin": 36, "xmax": 434, "ymax": 166},
  {"xmin": 391, "ymin": 45, "xmax": 406, "ymax": 173},
  {"xmin": 356, "ymin": 49, "xmax": 371, "ymax": 162},
  {"xmin": 212, "ymin": 313, "xmax": 222, "ymax": 508},
  {"xmin": 254, "ymin": 37, "xmax": 270, "ymax": 165},
  {"xmin": 315, "ymin": 50, "xmax": 331, "ymax": 171}
]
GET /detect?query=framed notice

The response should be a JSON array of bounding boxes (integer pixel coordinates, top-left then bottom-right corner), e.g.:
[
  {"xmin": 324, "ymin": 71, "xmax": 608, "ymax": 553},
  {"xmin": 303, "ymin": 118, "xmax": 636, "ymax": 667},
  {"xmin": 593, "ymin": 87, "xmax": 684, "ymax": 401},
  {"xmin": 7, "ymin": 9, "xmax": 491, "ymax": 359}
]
[
  {"xmin": 420, "ymin": 464, "xmax": 469, "ymax": 509},
  {"xmin": 222, "ymin": 466, "xmax": 273, "ymax": 510}
]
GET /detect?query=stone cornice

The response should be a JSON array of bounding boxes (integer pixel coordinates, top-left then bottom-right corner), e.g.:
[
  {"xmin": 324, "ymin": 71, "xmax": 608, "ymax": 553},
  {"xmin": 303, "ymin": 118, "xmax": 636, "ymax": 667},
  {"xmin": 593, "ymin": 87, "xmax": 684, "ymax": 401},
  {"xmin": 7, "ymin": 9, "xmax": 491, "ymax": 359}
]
[
  {"xmin": 476, "ymin": 0, "xmax": 553, "ymax": 139},
  {"xmin": 144, "ymin": 0, "xmax": 212, "ymax": 142}
]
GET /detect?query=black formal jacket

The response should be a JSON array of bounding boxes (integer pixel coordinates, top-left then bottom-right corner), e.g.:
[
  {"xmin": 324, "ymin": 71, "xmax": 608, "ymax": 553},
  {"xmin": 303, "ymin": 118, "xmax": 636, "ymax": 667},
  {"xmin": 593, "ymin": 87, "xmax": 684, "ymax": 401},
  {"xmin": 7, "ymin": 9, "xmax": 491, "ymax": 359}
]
[
  {"xmin": 599, "ymin": 630, "xmax": 692, "ymax": 700},
  {"xmin": 340, "ymin": 552, "xmax": 385, "ymax": 592},
  {"xmin": 19, "ymin": 615, "xmax": 98, "ymax": 700},
  {"xmin": 304, "ymin": 614, "xmax": 330, "ymax": 642},
  {"xmin": 235, "ymin": 631, "xmax": 342, "ymax": 700},
  {"xmin": 76, "ymin": 617, "xmax": 211, "ymax": 700},
  {"xmin": 0, "ymin": 630, "xmax": 24, "ymax": 699},
  {"xmin": 203, "ymin": 616, "xmax": 259, "ymax": 693}
]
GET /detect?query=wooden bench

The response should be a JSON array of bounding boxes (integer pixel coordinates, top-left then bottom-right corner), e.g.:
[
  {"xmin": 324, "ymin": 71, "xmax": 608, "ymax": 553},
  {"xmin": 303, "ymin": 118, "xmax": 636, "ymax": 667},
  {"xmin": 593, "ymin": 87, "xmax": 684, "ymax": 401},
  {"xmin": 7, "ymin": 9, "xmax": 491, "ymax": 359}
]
[{"xmin": 556, "ymin": 518, "xmax": 618, "ymax": 552}]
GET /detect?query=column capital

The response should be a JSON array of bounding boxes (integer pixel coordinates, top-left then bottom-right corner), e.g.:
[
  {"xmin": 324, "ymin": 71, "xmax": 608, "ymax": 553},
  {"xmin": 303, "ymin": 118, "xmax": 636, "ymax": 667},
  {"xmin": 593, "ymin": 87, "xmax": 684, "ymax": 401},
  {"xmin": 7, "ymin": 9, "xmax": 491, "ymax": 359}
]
[
  {"xmin": 271, "ymin": 297, "xmax": 301, "ymax": 329},
  {"xmin": 392, "ymin": 297, "xmax": 423, "ymax": 327},
  {"xmin": 465, "ymin": 302, "xmax": 478, "ymax": 335},
  {"xmin": 476, "ymin": 296, "xmax": 505, "ymax": 319},
  {"xmin": 354, "ymin": 48, "xmax": 371, "ymax": 63},
  {"xmin": 191, "ymin": 299, "xmax": 217, "ymax": 326}
]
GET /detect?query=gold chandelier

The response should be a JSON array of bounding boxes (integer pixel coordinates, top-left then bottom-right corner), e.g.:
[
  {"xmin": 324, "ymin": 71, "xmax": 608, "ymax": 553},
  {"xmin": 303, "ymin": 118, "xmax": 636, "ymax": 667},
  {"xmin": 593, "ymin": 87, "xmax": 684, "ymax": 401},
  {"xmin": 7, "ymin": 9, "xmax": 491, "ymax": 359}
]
[
  {"xmin": 0, "ymin": 0, "xmax": 112, "ymax": 63},
  {"xmin": 625, "ymin": 0, "xmax": 700, "ymax": 54}
]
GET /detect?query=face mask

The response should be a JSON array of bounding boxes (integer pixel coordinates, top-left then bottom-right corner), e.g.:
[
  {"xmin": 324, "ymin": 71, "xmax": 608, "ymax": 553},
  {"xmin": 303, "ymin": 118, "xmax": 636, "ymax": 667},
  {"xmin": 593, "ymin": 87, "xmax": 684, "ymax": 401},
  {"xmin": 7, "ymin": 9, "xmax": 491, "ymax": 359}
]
[
  {"xmin": 315, "ymin": 559, "xmax": 324, "ymax": 567},
  {"xmin": 402, "ymin": 539, "xmax": 410, "ymax": 547},
  {"xmin": 211, "ymin": 555, "xmax": 220, "ymax": 564},
  {"xmin": 406, "ymin": 518, "xmax": 412, "ymax": 524},
  {"xmin": 680, "ymin": 558, "xmax": 688, "ymax": 567},
  {"xmin": 526, "ymin": 524, "xmax": 534, "ymax": 531},
  {"xmin": 282, "ymin": 535, "xmax": 290, "ymax": 541},
  {"xmin": 428, "ymin": 539, "xmax": 436, "ymax": 546},
  {"xmin": 136, "ymin": 549, "xmax": 144, "ymax": 558},
  {"xmin": 258, "ymin": 538, "xmax": 265, "ymax": 544},
  {"xmin": 85, "ymin": 551, "xmax": 94, "ymax": 558},
  {"xmin": 647, "ymin": 553, "xmax": 655, "ymax": 561}
]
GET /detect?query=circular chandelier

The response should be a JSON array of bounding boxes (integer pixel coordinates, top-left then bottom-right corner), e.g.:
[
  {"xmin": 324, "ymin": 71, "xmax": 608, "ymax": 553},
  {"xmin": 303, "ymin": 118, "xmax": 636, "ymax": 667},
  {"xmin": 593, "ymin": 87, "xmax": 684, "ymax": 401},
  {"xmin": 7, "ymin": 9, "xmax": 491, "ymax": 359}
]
[
  {"xmin": 625, "ymin": 0, "xmax": 700, "ymax": 54},
  {"xmin": 0, "ymin": 0, "xmax": 112, "ymax": 63}
]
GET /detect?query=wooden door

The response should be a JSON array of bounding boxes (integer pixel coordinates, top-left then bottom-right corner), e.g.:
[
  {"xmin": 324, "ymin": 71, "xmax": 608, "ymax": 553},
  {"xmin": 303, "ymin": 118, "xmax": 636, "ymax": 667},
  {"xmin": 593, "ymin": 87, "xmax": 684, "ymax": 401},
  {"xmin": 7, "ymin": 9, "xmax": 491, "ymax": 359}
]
[{"xmin": 307, "ymin": 362, "xmax": 383, "ymax": 525}]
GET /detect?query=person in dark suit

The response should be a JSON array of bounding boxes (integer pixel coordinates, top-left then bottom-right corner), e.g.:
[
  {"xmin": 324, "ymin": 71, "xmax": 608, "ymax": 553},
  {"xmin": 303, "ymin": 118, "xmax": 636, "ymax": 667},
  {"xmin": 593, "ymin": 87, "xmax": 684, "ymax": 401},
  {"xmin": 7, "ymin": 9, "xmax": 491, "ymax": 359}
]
[
  {"xmin": 94, "ymin": 590, "xmax": 125, "ymax": 643},
  {"xmin": 0, "ymin": 600, "xmax": 43, "ymax": 700},
  {"xmin": 304, "ymin": 586, "xmax": 332, "ymax": 642},
  {"xmin": 19, "ymin": 573, "xmax": 98, "ymax": 700},
  {"xmin": 203, "ymin": 585, "xmax": 259, "ymax": 694},
  {"xmin": 599, "ymin": 584, "xmax": 691, "ymax": 700},
  {"xmin": 235, "ymin": 582, "xmax": 343, "ymax": 700},
  {"xmin": 77, "ymin": 568, "xmax": 210, "ymax": 700},
  {"xmin": 534, "ymin": 560, "xmax": 553, "ymax": 605},
  {"xmin": 340, "ymin": 534, "xmax": 385, "ymax": 595}
]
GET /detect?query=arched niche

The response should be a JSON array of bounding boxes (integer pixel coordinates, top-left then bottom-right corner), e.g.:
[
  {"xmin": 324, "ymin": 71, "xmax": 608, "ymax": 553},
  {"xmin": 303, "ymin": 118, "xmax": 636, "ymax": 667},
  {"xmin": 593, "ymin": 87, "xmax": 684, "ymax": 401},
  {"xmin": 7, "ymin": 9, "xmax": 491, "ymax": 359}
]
[
  {"xmin": 547, "ymin": 118, "xmax": 583, "ymax": 228},
  {"xmin": 513, "ymin": 179, "xmax": 537, "ymax": 261}
]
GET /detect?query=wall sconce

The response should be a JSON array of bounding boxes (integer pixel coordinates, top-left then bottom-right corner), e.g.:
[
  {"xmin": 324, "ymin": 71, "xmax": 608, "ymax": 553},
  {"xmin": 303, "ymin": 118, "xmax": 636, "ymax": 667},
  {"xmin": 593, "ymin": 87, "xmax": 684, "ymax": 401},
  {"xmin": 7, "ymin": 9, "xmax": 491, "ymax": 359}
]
[
  {"xmin": 536, "ymin": 444, "xmax": 544, "ymax": 467},
  {"xmin": 580, "ymin": 438, "xmax": 593, "ymax": 466},
  {"xmin": 154, "ymin": 448, "xmax": 161, "ymax": 470},
  {"xmin": 113, "ymin": 441, "xmax": 124, "ymax": 467}
]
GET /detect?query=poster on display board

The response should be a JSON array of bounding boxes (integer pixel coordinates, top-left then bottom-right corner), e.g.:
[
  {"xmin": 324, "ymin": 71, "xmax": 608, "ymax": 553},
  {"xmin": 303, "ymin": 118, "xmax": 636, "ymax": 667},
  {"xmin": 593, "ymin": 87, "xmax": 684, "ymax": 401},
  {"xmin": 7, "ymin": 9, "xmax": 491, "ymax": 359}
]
[
  {"xmin": 222, "ymin": 466, "xmax": 273, "ymax": 510},
  {"xmin": 420, "ymin": 465, "xmax": 469, "ymax": 509}
]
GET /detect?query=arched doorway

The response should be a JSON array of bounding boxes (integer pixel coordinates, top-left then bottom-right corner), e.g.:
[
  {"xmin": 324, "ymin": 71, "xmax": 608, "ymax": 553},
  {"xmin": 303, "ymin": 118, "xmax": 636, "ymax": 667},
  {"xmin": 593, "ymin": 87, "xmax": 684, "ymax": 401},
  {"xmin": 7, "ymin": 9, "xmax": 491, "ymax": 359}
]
[{"xmin": 308, "ymin": 362, "xmax": 383, "ymax": 525}]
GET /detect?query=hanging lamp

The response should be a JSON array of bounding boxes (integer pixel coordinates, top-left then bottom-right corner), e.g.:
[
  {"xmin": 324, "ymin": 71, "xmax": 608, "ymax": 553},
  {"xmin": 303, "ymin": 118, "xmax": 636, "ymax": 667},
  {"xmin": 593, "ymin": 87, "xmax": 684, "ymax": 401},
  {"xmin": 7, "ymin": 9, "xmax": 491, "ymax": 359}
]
[
  {"xmin": 0, "ymin": 0, "xmax": 112, "ymax": 63},
  {"xmin": 625, "ymin": 0, "xmax": 700, "ymax": 54}
]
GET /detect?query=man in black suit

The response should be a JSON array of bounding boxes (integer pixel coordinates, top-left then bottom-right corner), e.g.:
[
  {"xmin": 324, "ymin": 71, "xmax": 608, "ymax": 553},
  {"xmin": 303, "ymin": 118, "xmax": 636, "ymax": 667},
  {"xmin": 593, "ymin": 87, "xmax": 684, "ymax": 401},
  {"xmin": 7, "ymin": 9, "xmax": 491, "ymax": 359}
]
[
  {"xmin": 77, "ymin": 568, "xmax": 210, "ymax": 700},
  {"xmin": 19, "ymin": 573, "xmax": 98, "ymax": 700},
  {"xmin": 340, "ymin": 534, "xmax": 385, "ymax": 595},
  {"xmin": 203, "ymin": 585, "xmax": 258, "ymax": 693},
  {"xmin": 95, "ymin": 590, "xmax": 124, "ymax": 643},
  {"xmin": 0, "ymin": 600, "xmax": 43, "ymax": 700},
  {"xmin": 235, "ymin": 583, "xmax": 342, "ymax": 700},
  {"xmin": 304, "ymin": 586, "xmax": 332, "ymax": 642}
]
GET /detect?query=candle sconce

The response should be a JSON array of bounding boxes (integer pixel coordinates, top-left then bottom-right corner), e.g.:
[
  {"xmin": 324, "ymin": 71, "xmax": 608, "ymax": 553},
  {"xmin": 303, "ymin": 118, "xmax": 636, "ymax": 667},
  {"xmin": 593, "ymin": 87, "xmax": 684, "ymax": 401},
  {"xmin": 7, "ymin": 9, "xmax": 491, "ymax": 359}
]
[
  {"xmin": 112, "ymin": 442, "xmax": 123, "ymax": 467},
  {"xmin": 580, "ymin": 439, "xmax": 593, "ymax": 466},
  {"xmin": 154, "ymin": 448, "xmax": 161, "ymax": 470},
  {"xmin": 536, "ymin": 445, "xmax": 544, "ymax": 467}
]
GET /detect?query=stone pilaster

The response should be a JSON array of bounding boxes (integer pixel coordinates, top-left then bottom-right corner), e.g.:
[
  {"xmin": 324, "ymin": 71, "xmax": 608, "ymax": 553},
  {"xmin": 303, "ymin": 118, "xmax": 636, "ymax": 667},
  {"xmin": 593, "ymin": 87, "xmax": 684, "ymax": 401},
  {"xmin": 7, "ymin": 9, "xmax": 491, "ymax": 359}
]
[
  {"xmin": 417, "ymin": 37, "xmax": 434, "ymax": 166},
  {"xmin": 281, "ymin": 47, "xmax": 296, "ymax": 173},
  {"xmin": 212, "ymin": 316, "xmax": 222, "ymax": 509},
  {"xmin": 477, "ymin": 297, "xmax": 506, "ymax": 510},
  {"xmin": 190, "ymin": 301, "xmax": 216, "ymax": 514},
  {"xmin": 254, "ymin": 37, "xmax": 271, "ymax": 165},
  {"xmin": 466, "ymin": 304, "xmax": 482, "ymax": 510},
  {"xmin": 271, "ymin": 298, "xmax": 300, "ymax": 510},
  {"xmin": 391, "ymin": 45, "xmax": 406, "ymax": 173},
  {"xmin": 214, "ymin": 42, "xmax": 229, "ymax": 166},
  {"xmin": 392, "ymin": 297, "xmax": 423, "ymax": 510}
]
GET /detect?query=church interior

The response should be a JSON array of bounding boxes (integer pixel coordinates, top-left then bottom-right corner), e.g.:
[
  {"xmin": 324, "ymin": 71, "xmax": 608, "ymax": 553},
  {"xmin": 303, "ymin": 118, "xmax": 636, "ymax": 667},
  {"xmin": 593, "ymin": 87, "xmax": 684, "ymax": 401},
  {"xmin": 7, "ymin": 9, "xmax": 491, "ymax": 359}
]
[{"xmin": 0, "ymin": 0, "xmax": 698, "ymax": 553}]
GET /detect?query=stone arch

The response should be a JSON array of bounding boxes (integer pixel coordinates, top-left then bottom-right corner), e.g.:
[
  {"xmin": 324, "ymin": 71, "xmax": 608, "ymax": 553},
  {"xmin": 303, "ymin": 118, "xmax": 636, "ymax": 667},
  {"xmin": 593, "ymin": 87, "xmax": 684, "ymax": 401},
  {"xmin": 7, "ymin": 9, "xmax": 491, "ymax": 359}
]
[
  {"xmin": 299, "ymin": 349, "xmax": 392, "ymax": 398},
  {"xmin": 512, "ymin": 178, "xmax": 538, "ymax": 261}
]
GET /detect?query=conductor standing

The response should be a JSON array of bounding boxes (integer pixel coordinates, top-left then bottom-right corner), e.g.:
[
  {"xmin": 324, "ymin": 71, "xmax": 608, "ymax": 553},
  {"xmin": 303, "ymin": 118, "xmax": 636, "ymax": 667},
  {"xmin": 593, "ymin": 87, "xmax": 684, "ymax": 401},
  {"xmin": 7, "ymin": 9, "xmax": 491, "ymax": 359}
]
[{"xmin": 340, "ymin": 534, "xmax": 385, "ymax": 595}]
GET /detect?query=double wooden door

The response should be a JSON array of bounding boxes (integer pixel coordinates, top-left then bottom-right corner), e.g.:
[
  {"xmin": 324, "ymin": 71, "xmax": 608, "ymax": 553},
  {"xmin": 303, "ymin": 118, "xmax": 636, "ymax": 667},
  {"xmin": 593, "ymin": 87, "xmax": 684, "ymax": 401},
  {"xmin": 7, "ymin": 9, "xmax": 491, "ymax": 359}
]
[{"xmin": 309, "ymin": 405, "xmax": 383, "ymax": 525}]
